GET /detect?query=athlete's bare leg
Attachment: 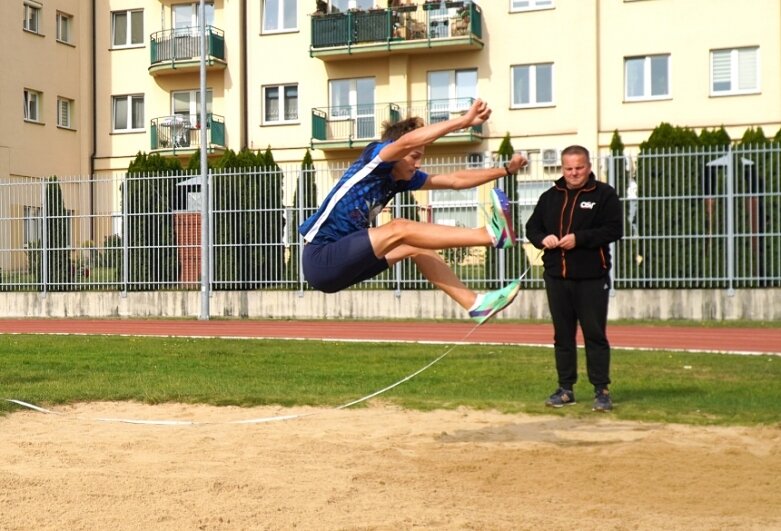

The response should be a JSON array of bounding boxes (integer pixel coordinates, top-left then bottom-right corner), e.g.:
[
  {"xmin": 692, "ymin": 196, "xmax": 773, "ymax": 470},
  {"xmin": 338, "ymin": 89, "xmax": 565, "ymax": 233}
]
[
  {"xmin": 368, "ymin": 218, "xmax": 491, "ymax": 259},
  {"xmin": 385, "ymin": 244, "xmax": 476, "ymax": 310}
]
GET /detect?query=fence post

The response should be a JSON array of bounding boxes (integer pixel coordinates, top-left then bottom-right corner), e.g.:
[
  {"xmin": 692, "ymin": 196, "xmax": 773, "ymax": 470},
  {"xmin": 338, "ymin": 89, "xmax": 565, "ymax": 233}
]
[
  {"xmin": 121, "ymin": 173, "xmax": 129, "ymax": 297},
  {"xmin": 297, "ymin": 168, "xmax": 305, "ymax": 297},
  {"xmin": 726, "ymin": 145, "xmax": 735, "ymax": 296},
  {"xmin": 393, "ymin": 199, "xmax": 402, "ymax": 299},
  {"xmin": 607, "ymin": 153, "xmax": 617, "ymax": 297},
  {"xmin": 40, "ymin": 180, "xmax": 48, "ymax": 298}
]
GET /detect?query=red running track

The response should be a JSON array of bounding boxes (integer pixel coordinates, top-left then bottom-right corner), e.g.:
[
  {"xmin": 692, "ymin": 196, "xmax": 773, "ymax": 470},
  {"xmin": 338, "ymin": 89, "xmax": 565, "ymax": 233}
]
[{"xmin": 0, "ymin": 319, "xmax": 778, "ymax": 355}]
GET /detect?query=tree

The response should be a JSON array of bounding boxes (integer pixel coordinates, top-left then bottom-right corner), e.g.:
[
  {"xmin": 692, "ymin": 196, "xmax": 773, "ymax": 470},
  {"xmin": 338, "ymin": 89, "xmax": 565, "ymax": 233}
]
[
  {"xmin": 259, "ymin": 146, "xmax": 286, "ymax": 285},
  {"xmin": 211, "ymin": 148, "xmax": 263, "ymax": 290},
  {"xmin": 635, "ymin": 123, "xmax": 706, "ymax": 285},
  {"xmin": 34, "ymin": 177, "xmax": 73, "ymax": 291},
  {"xmin": 289, "ymin": 150, "xmax": 318, "ymax": 282},
  {"xmin": 735, "ymin": 127, "xmax": 776, "ymax": 283},
  {"xmin": 125, "ymin": 153, "xmax": 181, "ymax": 290}
]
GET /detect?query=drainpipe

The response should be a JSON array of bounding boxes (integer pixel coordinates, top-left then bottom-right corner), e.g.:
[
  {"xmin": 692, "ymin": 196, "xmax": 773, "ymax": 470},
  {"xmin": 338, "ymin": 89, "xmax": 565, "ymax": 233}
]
[
  {"xmin": 241, "ymin": 0, "xmax": 248, "ymax": 149},
  {"xmin": 89, "ymin": 0, "xmax": 96, "ymax": 242}
]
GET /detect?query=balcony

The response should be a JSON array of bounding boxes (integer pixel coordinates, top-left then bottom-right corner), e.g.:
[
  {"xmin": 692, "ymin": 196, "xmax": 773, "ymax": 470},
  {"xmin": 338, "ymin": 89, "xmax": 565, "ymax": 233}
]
[
  {"xmin": 149, "ymin": 26, "xmax": 227, "ymax": 76},
  {"xmin": 311, "ymin": 99, "xmax": 483, "ymax": 150},
  {"xmin": 310, "ymin": 1, "xmax": 483, "ymax": 61},
  {"xmin": 150, "ymin": 114, "xmax": 226, "ymax": 154}
]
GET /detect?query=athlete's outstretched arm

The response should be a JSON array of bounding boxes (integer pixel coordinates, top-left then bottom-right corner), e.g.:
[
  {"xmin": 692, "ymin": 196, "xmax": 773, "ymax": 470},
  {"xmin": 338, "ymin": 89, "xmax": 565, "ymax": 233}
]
[
  {"xmin": 422, "ymin": 153, "xmax": 528, "ymax": 190},
  {"xmin": 378, "ymin": 99, "xmax": 491, "ymax": 162}
]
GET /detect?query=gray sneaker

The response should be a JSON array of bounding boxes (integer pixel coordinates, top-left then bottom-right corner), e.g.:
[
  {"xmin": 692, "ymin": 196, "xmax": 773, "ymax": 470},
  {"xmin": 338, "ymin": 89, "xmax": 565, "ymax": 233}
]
[
  {"xmin": 545, "ymin": 387, "xmax": 576, "ymax": 408},
  {"xmin": 592, "ymin": 388, "xmax": 613, "ymax": 412}
]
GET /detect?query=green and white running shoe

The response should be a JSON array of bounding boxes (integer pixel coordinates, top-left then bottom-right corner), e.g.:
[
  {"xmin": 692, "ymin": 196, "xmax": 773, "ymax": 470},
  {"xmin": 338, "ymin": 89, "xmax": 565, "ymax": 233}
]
[{"xmin": 469, "ymin": 279, "xmax": 522, "ymax": 324}]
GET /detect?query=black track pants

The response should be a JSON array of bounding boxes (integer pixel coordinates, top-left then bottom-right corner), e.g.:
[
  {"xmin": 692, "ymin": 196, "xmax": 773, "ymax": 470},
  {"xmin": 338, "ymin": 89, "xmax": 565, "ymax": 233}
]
[{"xmin": 544, "ymin": 274, "xmax": 611, "ymax": 390}]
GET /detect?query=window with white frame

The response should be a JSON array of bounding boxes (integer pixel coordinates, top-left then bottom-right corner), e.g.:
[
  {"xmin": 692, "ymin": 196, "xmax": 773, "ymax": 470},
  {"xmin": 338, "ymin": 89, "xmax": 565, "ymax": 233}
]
[
  {"xmin": 430, "ymin": 188, "xmax": 478, "ymax": 228},
  {"xmin": 263, "ymin": 0, "xmax": 298, "ymax": 33},
  {"xmin": 56, "ymin": 11, "xmax": 73, "ymax": 43},
  {"xmin": 517, "ymin": 181, "xmax": 552, "ymax": 232},
  {"xmin": 112, "ymin": 9, "xmax": 143, "ymax": 47},
  {"xmin": 23, "ymin": 206, "xmax": 42, "ymax": 246},
  {"xmin": 57, "ymin": 97, "xmax": 73, "ymax": 128},
  {"xmin": 173, "ymin": 3, "xmax": 214, "ymax": 32},
  {"xmin": 24, "ymin": 89, "xmax": 41, "ymax": 122},
  {"xmin": 23, "ymin": 1, "xmax": 42, "ymax": 33},
  {"xmin": 429, "ymin": 152, "xmax": 482, "ymax": 228},
  {"xmin": 625, "ymin": 54, "xmax": 670, "ymax": 100},
  {"xmin": 172, "ymin": 88, "xmax": 212, "ymax": 126},
  {"xmin": 329, "ymin": 77, "xmax": 375, "ymax": 139},
  {"xmin": 112, "ymin": 95, "xmax": 144, "ymax": 131},
  {"xmin": 427, "ymin": 69, "xmax": 477, "ymax": 125},
  {"xmin": 329, "ymin": 0, "xmax": 373, "ymax": 13},
  {"xmin": 511, "ymin": 0, "xmax": 554, "ymax": 12},
  {"xmin": 511, "ymin": 63, "xmax": 553, "ymax": 107},
  {"xmin": 711, "ymin": 47, "xmax": 759, "ymax": 95},
  {"xmin": 263, "ymin": 84, "xmax": 298, "ymax": 123}
]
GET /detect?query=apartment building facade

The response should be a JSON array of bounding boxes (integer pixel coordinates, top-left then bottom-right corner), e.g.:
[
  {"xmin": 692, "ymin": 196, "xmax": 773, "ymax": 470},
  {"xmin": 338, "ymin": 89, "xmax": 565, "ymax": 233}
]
[{"xmin": 3, "ymin": 0, "xmax": 779, "ymax": 181}]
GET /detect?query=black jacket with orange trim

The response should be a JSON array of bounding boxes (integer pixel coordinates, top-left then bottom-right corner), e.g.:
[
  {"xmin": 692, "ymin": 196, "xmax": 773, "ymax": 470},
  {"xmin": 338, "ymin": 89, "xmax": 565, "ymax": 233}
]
[{"xmin": 525, "ymin": 173, "xmax": 623, "ymax": 280}]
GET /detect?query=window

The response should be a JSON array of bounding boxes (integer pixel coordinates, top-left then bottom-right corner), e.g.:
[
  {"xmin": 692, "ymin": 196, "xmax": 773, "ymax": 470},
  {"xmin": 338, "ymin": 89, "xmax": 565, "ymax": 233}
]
[
  {"xmin": 329, "ymin": 77, "xmax": 375, "ymax": 139},
  {"xmin": 173, "ymin": 3, "xmax": 214, "ymax": 32},
  {"xmin": 172, "ymin": 89, "xmax": 212, "ymax": 125},
  {"xmin": 23, "ymin": 206, "xmax": 42, "ymax": 246},
  {"xmin": 263, "ymin": 0, "xmax": 297, "ymax": 33},
  {"xmin": 711, "ymin": 47, "xmax": 759, "ymax": 95},
  {"xmin": 56, "ymin": 12, "xmax": 73, "ymax": 43},
  {"xmin": 430, "ymin": 188, "xmax": 478, "ymax": 228},
  {"xmin": 428, "ymin": 69, "xmax": 477, "ymax": 124},
  {"xmin": 57, "ymin": 98, "xmax": 73, "ymax": 128},
  {"xmin": 511, "ymin": 63, "xmax": 553, "ymax": 107},
  {"xmin": 23, "ymin": 1, "xmax": 41, "ymax": 33},
  {"xmin": 330, "ymin": 0, "xmax": 373, "ymax": 13},
  {"xmin": 112, "ymin": 9, "xmax": 143, "ymax": 47},
  {"xmin": 263, "ymin": 84, "xmax": 298, "ymax": 123},
  {"xmin": 517, "ymin": 181, "xmax": 552, "ymax": 232},
  {"xmin": 112, "ymin": 95, "xmax": 144, "ymax": 131},
  {"xmin": 511, "ymin": 0, "xmax": 554, "ymax": 12},
  {"xmin": 625, "ymin": 54, "xmax": 670, "ymax": 100},
  {"xmin": 24, "ymin": 89, "xmax": 41, "ymax": 122}
]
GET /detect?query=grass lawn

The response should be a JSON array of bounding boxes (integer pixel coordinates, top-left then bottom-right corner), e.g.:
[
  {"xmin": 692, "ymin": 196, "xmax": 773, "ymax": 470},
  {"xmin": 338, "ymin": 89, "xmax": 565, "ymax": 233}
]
[{"xmin": 1, "ymin": 334, "xmax": 778, "ymax": 426}]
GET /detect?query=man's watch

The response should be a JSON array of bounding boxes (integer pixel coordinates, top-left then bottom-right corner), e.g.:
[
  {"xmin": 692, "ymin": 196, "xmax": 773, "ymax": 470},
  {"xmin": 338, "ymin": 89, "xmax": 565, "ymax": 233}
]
[{"xmin": 503, "ymin": 162, "xmax": 513, "ymax": 177}]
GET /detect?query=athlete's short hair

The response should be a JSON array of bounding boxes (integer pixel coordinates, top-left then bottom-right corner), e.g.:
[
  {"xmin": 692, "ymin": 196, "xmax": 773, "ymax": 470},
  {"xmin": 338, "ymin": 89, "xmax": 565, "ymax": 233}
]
[{"xmin": 381, "ymin": 116, "xmax": 425, "ymax": 141}]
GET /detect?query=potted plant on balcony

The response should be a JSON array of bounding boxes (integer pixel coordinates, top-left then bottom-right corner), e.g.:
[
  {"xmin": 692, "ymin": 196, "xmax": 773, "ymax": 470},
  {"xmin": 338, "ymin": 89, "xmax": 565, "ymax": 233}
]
[
  {"xmin": 390, "ymin": 0, "xmax": 417, "ymax": 11},
  {"xmin": 394, "ymin": 4, "xmax": 417, "ymax": 12}
]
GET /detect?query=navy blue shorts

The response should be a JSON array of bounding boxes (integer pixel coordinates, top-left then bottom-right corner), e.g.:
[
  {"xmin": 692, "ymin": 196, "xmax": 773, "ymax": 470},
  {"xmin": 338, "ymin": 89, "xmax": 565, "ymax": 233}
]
[{"xmin": 302, "ymin": 230, "xmax": 389, "ymax": 293}]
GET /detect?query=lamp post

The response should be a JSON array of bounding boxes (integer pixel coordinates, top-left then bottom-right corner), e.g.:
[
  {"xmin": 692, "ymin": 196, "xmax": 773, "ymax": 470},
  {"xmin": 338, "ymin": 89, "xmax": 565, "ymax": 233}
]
[{"xmin": 198, "ymin": 0, "xmax": 210, "ymax": 320}]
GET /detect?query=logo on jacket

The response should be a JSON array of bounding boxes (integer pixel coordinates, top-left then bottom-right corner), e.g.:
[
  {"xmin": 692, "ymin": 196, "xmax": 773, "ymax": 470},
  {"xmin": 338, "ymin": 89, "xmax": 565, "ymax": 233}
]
[{"xmin": 580, "ymin": 201, "xmax": 596, "ymax": 209}]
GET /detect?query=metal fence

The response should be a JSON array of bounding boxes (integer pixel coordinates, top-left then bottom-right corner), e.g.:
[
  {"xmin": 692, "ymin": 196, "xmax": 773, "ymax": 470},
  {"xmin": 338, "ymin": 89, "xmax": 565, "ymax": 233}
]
[{"xmin": 1, "ymin": 147, "xmax": 779, "ymax": 294}]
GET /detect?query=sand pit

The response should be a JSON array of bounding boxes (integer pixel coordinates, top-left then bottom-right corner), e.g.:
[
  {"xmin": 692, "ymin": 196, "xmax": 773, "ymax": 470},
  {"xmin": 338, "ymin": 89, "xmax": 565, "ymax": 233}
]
[{"xmin": 1, "ymin": 402, "xmax": 780, "ymax": 530}]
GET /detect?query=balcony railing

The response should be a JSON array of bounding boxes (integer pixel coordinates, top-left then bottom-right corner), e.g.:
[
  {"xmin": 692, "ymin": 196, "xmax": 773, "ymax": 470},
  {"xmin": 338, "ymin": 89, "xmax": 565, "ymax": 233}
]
[
  {"xmin": 310, "ymin": 1, "xmax": 483, "ymax": 60},
  {"xmin": 311, "ymin": 98, "xmax": 483, "ymax": 149},
  {"xmin": 149, "ymin": 26, "xmax": 226, "ymax": 74},
  {"xmin": 150, "ymin": 113, "xmax": 226, "ymax": 153}
]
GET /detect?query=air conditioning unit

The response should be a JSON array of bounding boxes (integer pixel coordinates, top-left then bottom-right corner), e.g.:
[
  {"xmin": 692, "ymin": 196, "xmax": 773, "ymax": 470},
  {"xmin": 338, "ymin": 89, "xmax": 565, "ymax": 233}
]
[{"xmin": 541, "ymin": 148, "xmax": 561, "ymax": 168}]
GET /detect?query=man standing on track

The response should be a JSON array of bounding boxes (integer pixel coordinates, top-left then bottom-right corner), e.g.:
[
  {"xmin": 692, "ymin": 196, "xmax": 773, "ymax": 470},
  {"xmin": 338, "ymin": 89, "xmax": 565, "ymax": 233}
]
[
  {"xmin": 525, "ymin": 145, "xmax": 623, "ymax": 411},
  {"xmin": 299, "ymin": 99, "xmax": 528, "ymax": 324}
]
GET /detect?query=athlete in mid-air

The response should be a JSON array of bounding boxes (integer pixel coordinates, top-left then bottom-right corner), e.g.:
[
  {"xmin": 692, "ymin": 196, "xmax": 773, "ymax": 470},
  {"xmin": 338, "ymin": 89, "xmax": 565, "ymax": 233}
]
[{"xmin": 299, "ymin": 99, "xmax": 527, "ymax": 323}]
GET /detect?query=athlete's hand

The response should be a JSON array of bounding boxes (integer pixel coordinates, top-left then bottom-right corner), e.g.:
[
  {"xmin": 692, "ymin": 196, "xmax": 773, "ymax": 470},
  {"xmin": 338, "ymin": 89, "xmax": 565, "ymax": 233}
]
[
  {"xmin": 505, "ymin": 153, "xmax": 528, "ymax": 174},
  {"xmin": 461, "ymin": 99, "xmax": 491, "ymax": 128}
]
